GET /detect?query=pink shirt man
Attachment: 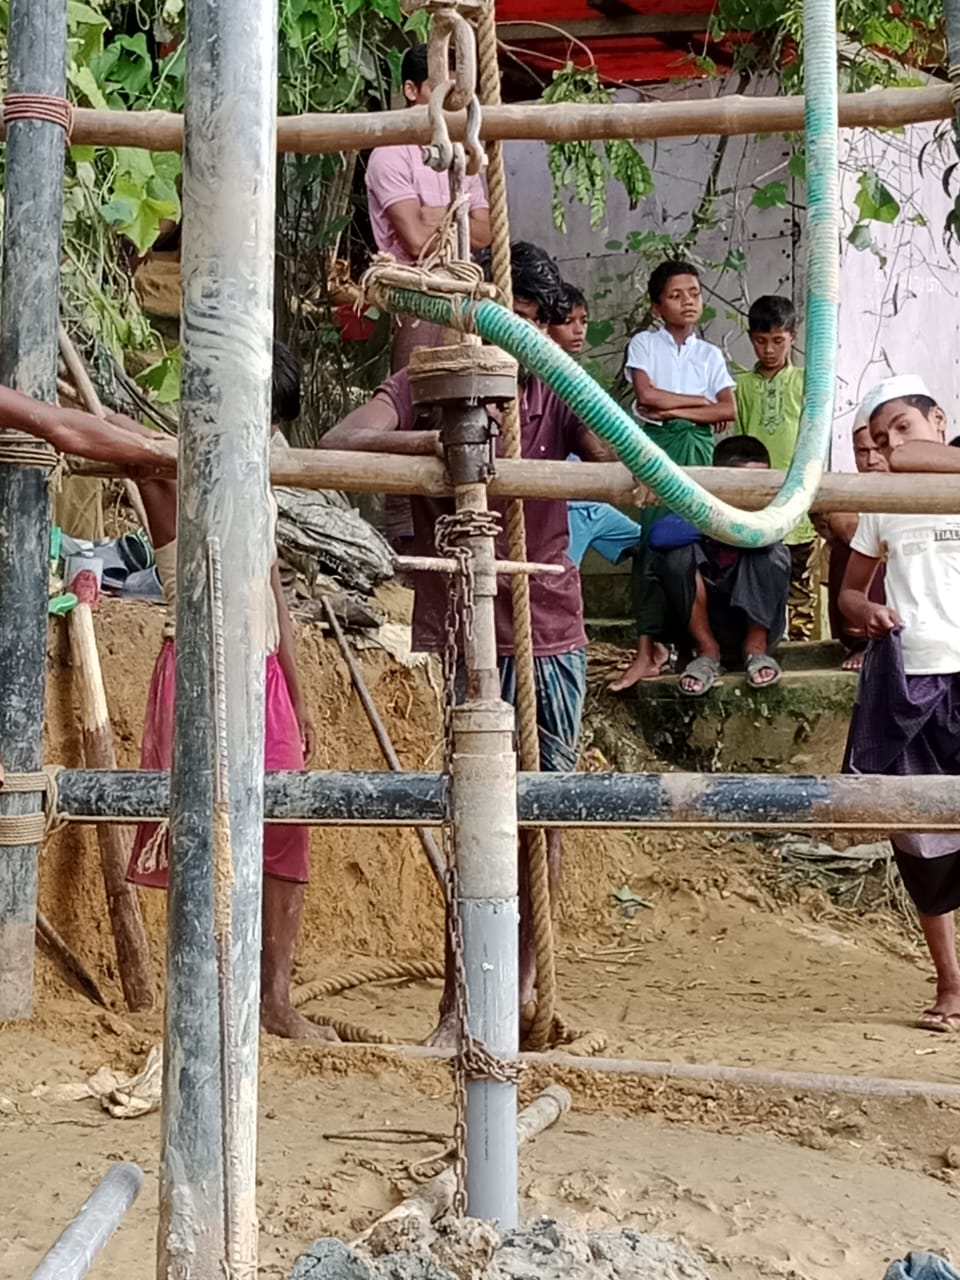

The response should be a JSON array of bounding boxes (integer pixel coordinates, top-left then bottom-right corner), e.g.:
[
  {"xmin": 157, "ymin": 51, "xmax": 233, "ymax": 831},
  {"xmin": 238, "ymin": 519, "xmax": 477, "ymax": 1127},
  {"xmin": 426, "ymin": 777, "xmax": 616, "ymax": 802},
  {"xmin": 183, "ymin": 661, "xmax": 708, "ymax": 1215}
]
[{"xmin": 366, "ymin": 144, "xmax": 489, "ymax": 264}]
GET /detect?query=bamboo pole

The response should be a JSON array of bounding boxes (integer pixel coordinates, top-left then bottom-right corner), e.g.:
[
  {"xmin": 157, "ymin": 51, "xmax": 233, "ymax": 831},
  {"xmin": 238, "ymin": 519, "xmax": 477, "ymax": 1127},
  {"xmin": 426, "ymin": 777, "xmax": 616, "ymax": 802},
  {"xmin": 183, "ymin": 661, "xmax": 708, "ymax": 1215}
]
[
  {"xmin": 0, "ymin": 0, "xmax": 67, "ymax": 1022},
  {"xmin": 320, "ymin": 598, "xmax": 446, "ymax": 887},
  {"xmin": 35, "ymin": 910, "xmax": 107, "ymax": 1008},
  {"xmin": 290, "ymin": 1043, "xmax": 960, "ymax": 1107},
  {"xmin": 58, "ymin": 325, "xmax": 151, "ymax": 530},
  {"xmin": 70, "ymin": 449, "xmax": 960, "ymax": 515},
  {"xmin": 65, "ymin": 572, "xmax": 155, "ymax": 1012},
  {"xmin": 0, "ymin": 83, "xmax": 950, "ymax": 155}
]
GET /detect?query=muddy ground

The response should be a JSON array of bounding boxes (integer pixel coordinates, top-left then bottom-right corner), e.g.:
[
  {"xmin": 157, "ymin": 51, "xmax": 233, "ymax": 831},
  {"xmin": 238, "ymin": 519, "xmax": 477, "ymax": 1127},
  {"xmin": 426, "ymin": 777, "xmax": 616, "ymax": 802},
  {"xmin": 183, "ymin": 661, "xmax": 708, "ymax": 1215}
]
[{"xmin": 1, "ymin": 599, "xmax": 958, "ymax": 1278}]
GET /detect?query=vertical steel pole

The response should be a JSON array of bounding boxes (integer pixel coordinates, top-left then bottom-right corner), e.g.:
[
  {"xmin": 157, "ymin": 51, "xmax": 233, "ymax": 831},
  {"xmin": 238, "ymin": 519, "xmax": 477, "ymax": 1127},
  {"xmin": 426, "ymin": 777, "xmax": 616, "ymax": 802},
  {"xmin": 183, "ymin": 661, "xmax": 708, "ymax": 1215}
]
[
  {"xmin": 157, "ymin": 0, "xmax": 277, "ymax": 1274},
  {"xmin": 412, "ymin": 370, "xmax": 520, "ymax": 1227},
  {"xmin": 0, "ymin": 0, "xmax": 67, "ymax": 1021}
]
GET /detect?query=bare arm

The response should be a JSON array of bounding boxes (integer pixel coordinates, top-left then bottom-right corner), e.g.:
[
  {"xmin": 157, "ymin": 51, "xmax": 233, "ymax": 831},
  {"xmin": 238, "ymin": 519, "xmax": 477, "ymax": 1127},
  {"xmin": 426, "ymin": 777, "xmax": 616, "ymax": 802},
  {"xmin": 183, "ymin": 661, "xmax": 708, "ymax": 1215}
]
[
  {"xmin": 839, "ymin": 549, "xmax": 901, "ymax": 637},
  {"xmin": 672, "ymin": 387, "xmax": 737, "ymax": 426},
  {"xmin": 630, "ymin": 369, "xmax": 711, "ymax": 414},
  {"xmin": 0, "ymin": 385, "xmax": 174, "ymax": 470},
  {"xmin": 469, "ymin": 206, "xmax": 491, "ymax": 251},
  {"xmin": 321, "ymin": 391, "xmax": 440, "ymax": 456},
  {"xmin": 271, "ymin": 563, "xmax": 314, "ymax": 763},
  {"xmin": 577, "ymin": 429, "xmax": 616, "ymax": 462},
  {"xmin": 889, "ymin": 441, "xmax": 960, "ymax": 472},
  {"xmin": 384, "ymin": 199, "xmax": 446, "ymax": 260}
]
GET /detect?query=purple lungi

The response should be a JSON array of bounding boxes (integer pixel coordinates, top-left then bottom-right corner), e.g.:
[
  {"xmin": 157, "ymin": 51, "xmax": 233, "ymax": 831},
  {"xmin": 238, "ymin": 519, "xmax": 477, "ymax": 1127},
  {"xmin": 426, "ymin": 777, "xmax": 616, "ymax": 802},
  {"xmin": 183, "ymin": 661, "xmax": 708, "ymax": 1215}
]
[{"xmin": 843, "ymin": 630, "xmax": 960, "ymax": 914}]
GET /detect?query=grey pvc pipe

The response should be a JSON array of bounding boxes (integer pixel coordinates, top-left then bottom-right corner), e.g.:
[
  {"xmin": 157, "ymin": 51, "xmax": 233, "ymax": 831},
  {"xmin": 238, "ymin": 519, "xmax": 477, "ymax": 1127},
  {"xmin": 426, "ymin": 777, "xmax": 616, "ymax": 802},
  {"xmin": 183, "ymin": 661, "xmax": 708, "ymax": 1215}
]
[{"xmin": 29, "ymin": 1162, "xmax": 143, "ymax": 1280}]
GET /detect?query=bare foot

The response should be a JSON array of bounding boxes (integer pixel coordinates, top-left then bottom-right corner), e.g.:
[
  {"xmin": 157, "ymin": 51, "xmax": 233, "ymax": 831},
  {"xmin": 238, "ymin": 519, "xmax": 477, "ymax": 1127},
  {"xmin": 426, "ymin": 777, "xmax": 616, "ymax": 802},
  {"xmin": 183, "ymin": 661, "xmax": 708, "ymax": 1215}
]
[
  {"xmin": 422, "ymin": 1010, "xmax": 459, "ymax": 1049},
  {"xmin": 841, "ymin": 650, "xmax": 864, "ymax": 672},
  {"xmin": 261, "ymin": 1002, "xmax": 341, "ymax": 1042},
  {"xmin": 608, "ymin": 645, "xmax": 670, "ymax": 692}
]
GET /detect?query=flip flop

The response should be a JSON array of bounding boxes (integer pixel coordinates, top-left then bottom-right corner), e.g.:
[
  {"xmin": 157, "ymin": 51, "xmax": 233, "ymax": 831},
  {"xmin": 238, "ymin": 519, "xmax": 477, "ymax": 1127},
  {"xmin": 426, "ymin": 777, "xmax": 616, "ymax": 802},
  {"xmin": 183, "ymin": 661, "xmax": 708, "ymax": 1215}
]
[
  {"xmin": 917, "ymin": 1009, "xmax": 960, "ymax": 1033},
  {"xmin": 678, "ymin": 655, "xmax": 722, "ymax": 697},
  {"xmin": 745, "ymin": 652, "xmax": 782, "ymax": 689}
]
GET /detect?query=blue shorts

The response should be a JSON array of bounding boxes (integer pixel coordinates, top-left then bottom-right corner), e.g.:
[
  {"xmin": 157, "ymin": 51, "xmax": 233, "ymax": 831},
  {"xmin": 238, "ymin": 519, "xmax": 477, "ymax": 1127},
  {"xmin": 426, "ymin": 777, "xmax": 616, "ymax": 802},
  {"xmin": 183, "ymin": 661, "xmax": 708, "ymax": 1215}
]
[
  {"xmin": 457, "ymin": 648, "xmax": 587, "ymax": 772},
  {"xmin": 568, "ymin": 502, "xmax": 641, "ymax": 568}
]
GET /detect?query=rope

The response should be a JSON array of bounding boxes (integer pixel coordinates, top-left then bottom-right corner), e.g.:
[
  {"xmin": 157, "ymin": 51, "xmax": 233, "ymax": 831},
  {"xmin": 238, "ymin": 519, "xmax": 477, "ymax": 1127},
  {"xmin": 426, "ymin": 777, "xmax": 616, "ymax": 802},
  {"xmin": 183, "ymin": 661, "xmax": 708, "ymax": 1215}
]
[
  {"xmin": 0, "ymin": 435, "xmax": 58, "ymax": 469},
  {"xmin": 295, "ymin": 958, "xmax": 447, "ymax": 1046},
  {"xmin": 476, "ymin": 0, "xmax": 557, "ymax": 1053},
  {"xmin": 2, "ymin": 93, "xmax": 74, "ymax": 139},
  {"xmin": 291, "ymin": 957, "xmax": 445, "ymax": 1008},
  {"xmin": 358, "ymin": 252, "xmax": 494, "ymax": 328},
  {"xmin": 0, "ymin": 766, "xmax": 63, "ymax": 847}
]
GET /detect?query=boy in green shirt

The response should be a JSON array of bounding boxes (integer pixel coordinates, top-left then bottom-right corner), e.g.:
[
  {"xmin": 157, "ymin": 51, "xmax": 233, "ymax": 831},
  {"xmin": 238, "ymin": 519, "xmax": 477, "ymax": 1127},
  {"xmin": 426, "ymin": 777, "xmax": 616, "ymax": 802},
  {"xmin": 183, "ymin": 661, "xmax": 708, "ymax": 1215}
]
[{"xmin": 734, "ymin": 296, "xmax": 817, "ymax": 639}]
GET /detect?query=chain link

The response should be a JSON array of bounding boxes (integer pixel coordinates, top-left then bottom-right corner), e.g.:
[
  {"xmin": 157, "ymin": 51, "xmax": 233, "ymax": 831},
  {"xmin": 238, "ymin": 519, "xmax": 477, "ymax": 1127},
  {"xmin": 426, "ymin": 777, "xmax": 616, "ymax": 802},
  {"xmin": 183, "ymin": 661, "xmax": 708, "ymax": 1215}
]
[{"xmin": 435, "ymin": 508, "xmax": 519, "ymax": 1219}]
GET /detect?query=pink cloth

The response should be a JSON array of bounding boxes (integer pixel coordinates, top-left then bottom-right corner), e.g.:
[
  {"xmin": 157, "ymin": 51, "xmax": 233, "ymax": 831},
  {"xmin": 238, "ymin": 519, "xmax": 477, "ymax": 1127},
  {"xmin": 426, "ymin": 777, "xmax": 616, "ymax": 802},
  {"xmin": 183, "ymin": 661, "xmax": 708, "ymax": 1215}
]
[
  {"xmin": 128, "ymin": 640, "xmax": 310, "ymax": 887},
  {"xmin": 365, "ymin": 143, "xmax": 488, "ymax": 264}
]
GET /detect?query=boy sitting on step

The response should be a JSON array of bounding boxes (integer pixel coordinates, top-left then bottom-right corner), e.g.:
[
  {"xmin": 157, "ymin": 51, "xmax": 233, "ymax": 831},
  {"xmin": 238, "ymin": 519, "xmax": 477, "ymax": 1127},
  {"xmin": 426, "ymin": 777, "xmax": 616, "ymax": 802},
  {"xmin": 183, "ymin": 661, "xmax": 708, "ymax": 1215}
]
[{"xmin": 641, "ymin": 436, "xmax": 791, "ymax": 696}]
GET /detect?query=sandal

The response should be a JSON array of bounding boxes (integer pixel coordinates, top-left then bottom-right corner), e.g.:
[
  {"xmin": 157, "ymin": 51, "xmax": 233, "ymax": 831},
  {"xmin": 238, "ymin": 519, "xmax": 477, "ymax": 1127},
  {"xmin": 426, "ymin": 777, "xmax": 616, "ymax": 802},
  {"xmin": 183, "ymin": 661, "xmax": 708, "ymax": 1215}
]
[
  {"xmin": 678, "ymin": 655, "xmax": 722, "ymax": 697},
  {"xmin": 917, "ymin": 1009, "xmax": 960, "ymax": 1033},
  {"xmin": 745, "ymin": 652, "xmax": 782, "ymax": 689}
]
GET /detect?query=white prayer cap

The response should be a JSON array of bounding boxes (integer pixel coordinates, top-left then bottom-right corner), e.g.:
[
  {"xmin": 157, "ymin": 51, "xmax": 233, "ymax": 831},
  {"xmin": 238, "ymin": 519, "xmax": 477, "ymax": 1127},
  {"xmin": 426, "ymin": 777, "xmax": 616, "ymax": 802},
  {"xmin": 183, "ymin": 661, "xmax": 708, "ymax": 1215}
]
[{"xmin": 860, "ymin": 373, "xmax": 935, "ymax": 423}]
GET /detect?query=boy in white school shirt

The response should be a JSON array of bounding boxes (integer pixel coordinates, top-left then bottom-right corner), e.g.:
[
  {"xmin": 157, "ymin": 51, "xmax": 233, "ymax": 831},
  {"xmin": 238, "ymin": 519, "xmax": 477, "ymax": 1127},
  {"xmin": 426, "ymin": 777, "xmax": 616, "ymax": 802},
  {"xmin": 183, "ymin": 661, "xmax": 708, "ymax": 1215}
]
[{"xmin": 610, "ymin": 259, "xmax": 737, "ymax": 691}]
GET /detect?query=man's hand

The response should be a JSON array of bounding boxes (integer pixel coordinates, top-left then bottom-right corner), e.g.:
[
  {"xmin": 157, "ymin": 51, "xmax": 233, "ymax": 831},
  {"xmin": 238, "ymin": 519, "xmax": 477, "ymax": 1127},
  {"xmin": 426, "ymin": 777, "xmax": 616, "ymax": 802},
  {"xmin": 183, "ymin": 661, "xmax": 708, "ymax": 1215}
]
[
  {"xmin": 296, "ymin": 705, "xmax": 317, "ymax": 764},
  {"xmin": 862, "ymin": 603, "xmax": 903, "ymax": 637}
]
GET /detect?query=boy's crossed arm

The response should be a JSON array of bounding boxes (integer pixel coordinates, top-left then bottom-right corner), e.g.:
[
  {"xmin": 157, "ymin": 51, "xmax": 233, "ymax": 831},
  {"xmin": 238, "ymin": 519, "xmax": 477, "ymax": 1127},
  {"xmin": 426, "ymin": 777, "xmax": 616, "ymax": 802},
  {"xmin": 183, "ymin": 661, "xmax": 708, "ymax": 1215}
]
[{"xmin": 631, "ymin": 368, "xmax": 736, "ymax": 425}]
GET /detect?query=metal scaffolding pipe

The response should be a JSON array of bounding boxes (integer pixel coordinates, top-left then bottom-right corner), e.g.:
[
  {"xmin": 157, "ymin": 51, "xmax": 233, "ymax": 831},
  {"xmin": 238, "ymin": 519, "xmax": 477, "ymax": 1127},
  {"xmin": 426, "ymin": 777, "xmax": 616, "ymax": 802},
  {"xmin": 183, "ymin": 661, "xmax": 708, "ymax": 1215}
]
[
  {"xmin": 0, "ymin": 83, "xmax": 950, "ymax": 154},
  {"xmin": 69, "ymin": 450, "xmax": 960, "ymax": 516},
  {"xmin": 28, "ymin": 1162, "xmax": 143, "ymax": 1280},
  {"xmin": 52, "ymin": 768, "xmax": 960, "ymax": 832},
  {"xmin": 0, "ymin": 0, "xmax": 67, "ymax": 1021},
  {"xmin": 157, "ymin": 0, "xmax": 277, "ymax": 1273}
]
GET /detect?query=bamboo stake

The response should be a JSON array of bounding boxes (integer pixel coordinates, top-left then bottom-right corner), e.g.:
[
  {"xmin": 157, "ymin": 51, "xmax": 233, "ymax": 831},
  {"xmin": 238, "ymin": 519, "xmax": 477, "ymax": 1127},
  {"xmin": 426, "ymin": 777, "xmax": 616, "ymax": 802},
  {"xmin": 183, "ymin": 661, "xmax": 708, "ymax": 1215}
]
[
  {"xmin": 69, "ymin": 449, "xmax": 960, "ymax": 515},
  {"xmin": 35, "ymin": 909, "xmax": 107, "ymax": 1007},
  {"xmin": 320, "ymin": 597, "xmax": 446, "ymax": 887},
  {"xmin": 0, "ymin": 83, "xmax": 949, "ymax": 154},
  {"xmin": 65, "ymin": 574, "xmax": 155, "ymax": 1012},
  {"xmin": 58, "ymin": 326, "xmax": 151, "ymax": 531}
]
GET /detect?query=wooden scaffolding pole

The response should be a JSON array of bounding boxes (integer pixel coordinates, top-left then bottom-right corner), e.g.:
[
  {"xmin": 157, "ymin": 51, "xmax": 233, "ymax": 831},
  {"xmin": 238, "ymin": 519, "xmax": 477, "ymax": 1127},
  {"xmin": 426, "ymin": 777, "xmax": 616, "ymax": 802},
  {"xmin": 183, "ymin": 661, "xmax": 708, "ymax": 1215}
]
[
  {"xmin": 0, "ymin": 82, "xmax": 950, "ymax": 155},
  {"xmin": 0, "ymin": 0, "xmax": 67, "ymax": 1021},
  {"xmin": 157, "ymin": 0, "xmax": 277, "ymax": 1272},
  {"xmin": 70, "ymin": 448, "xmax": 960, "ymax": 515}
]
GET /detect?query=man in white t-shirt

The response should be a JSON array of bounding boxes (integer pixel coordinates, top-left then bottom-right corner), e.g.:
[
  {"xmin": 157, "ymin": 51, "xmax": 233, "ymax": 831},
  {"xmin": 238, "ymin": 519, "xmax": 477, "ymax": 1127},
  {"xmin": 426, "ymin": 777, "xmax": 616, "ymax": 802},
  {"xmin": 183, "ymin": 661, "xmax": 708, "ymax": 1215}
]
[{"xmin": 841, "ymin": 373, "xmax": 960, "ymax": 1034}]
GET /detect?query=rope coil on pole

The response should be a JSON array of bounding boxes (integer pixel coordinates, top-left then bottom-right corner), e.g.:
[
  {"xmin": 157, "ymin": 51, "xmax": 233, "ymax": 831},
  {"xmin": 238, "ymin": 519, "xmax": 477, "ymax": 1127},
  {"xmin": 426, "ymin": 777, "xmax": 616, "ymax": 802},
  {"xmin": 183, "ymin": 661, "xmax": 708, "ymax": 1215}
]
[{"xmin": 2, "ymin": 92, "xmax": 74, "ymax": 138}]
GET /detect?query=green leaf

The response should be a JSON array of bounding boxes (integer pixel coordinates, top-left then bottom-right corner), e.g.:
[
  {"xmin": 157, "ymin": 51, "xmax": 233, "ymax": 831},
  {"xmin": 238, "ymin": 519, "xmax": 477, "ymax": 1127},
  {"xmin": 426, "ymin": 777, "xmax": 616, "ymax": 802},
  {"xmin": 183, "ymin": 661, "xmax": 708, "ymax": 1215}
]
[
  {"xmin": 100, "ymin": 174, "xmax": 179, "ymax": 253},
  {"xmin": 723, "ymin": 248, "xmax": 747, "ymax": 272},
  {"xmin": 69, "ymin": 145, "xmax": 96, "ymax": 165},
  {"xmin": 788, "ymin": 150, "xmax": 806, "ymax": 182},
  {"xmin": 751, "ymin": 181, "xmax": 787, "ymax": 209},
  {"xmin": 854, "ymin": 170, "xmax": 900, "ymax": 224},
  {"xmin": 137, "ymin": 350, "xmax": 182, "ymax": 404},
  {"xmin": 700, "ymin": 305, "xmax": 717, "ymax": 325},
  {"xmin": 605, "ymin": 240, "xmax": 623, "ymax": 251},
  {"xmin": 68, "ymin": 62, "xmax": 109, "ymax": 110},
  {"xmin": 67, "ymin": 0, "xmax": 108, "ymax": 64},
  {"xmin": 847, "ymin": 222, "xmax": 875, "ymax": 252}
]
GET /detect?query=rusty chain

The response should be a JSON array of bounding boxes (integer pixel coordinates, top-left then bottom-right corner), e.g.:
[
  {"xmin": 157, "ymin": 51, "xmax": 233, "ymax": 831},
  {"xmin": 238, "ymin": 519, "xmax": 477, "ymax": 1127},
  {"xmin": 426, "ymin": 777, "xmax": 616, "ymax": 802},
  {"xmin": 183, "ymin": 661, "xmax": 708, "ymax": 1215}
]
[{"xmin": 435, "ymin": 506, "xmax": 520, "ymax": 1218}]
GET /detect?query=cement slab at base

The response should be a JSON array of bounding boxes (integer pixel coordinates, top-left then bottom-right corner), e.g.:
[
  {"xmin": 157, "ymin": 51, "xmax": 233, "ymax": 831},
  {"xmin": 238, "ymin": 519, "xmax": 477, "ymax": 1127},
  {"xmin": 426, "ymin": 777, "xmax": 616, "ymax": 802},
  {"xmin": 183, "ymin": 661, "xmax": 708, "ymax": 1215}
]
[
  {"xmin": 631, "ymin": 668, "xmax": 857, "ymax": 772},
  {"xmin": 292, "ymin": 1217, "xmax": 712, "ymax": 1280}
]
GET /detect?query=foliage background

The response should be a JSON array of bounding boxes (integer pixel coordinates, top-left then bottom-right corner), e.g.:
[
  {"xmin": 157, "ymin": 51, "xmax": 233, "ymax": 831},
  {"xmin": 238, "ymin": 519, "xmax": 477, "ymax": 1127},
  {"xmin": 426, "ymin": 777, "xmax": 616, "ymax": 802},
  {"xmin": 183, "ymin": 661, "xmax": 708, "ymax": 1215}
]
[{"xmin": 0, "ymin": 0, "xmax": 952, "ymax": 435}]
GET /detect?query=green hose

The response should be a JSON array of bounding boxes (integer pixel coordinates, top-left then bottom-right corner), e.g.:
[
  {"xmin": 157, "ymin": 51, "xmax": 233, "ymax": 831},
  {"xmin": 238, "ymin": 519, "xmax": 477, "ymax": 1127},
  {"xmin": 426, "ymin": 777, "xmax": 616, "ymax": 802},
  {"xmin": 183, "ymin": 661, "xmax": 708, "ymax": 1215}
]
[{"xmin": 381, "ymin": 0, "xmax": 838, "ymax": 549}]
